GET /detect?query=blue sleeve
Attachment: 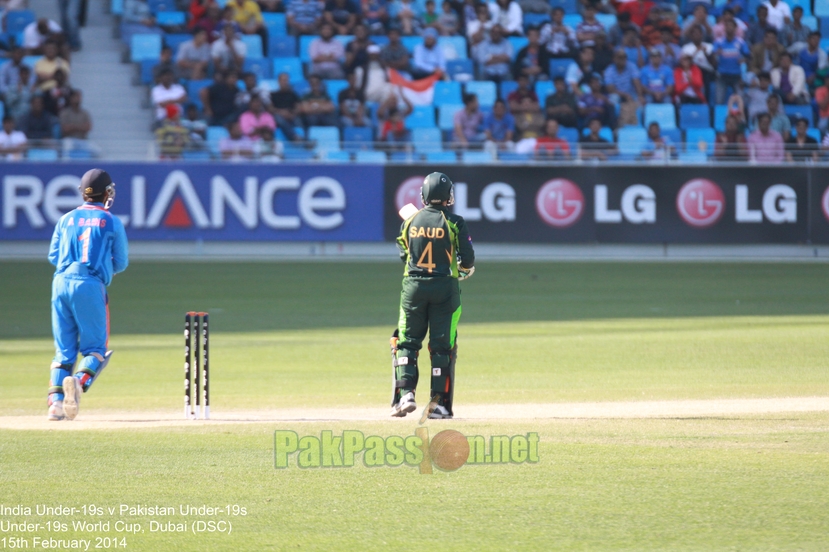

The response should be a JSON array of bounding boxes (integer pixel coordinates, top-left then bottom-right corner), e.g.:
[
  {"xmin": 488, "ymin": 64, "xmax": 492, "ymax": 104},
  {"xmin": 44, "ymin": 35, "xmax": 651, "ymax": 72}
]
[
  {"xmin": 111, "ymin": 216, "xmax": 129, "ymax": 274},
  {"xmin": 48, "ymin": 218, "xmax": 62, "ymax": 266},
  {"xmin": 665, "ymin": 67, "xmax": 674, "ymax": 85}
]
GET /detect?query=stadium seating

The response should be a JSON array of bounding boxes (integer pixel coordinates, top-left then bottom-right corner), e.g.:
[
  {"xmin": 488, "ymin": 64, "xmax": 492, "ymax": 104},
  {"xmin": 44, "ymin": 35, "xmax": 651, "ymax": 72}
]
[
  {"xmin": 405, "ymin": 106, "xmax": 436, "ymax": 128},
  {"xmin": 617, "ymin": 127, "xmax": 648, "ymax": 158},
  {"xmin": 644, "ymin": 104, "xmax": 677, "ymax": 130},
  {"xmin": 802, "ymin": 15, "xmax": 818, "ymax": 31},
  {"xmin": 563, "ymin": 14, "xmax": 582, "ymax": 29},
  {"xmin": 446, "ymin": 59, "xmax": 474, "ymax": 81},
  {"xmin": 187, "ymin": 79, "xmax": 213, "ymax": 110},
  {"xmin": 242, "ymin": 58, "xmax": 270, "ymax": 79},
  {"xmin": 523, "ymin": 13, "xmax": 551, "ymax": 28},
  {"xmin": 412, "ymin": 128, "xmax": 443, "ymax": 152},
  {"xmin": 130, "ymin": 34, "xmax": 162, "ymax": 62},
  {"xmin": 241, "ymin": 35, "xmax": 263, "ymax": 59},
  {"xmin": 433, "ymin": 81, "xmax": 462, "ymax": 106},
  {"xmin": 581, "ymin": 126, "xmax": 614, "ymax": 142},
  {"xmin": 559, "ymin": 127, "xmax": 579, "ymax": 146},
  {"xmin": 817, "ymin": 0, "xmax": 829, "ymax": 17},
  {"xmin": 713, "ymin": 105, "xmax": 729, "ymax": 132},
  {"xmin": 322, "ymin": 150, "xmax": 351, "ymax": 162},
  {"xmin": 679, "ymin": 104, "xmax": 711, "ymax": 129},
  {"xmin": 548, "ymin": 0, "xmax": 577, "ymax": 12},
  {"xmin": 5, "ymin": 10, "xmax": 35, "ymax": 34},
  {"xmin": 164, "ymin": 33, "xmax": 191, "ymax": 52},
  {"xmin": 324, "ymin": 79, "xmax": 348, "ymax": 100},
  {"xmin": 462, "ymin": 151, "xmax": 494, "ymax": 163},
  {"xmin": 139, "ymin": 59, "xmax": 157, "ymax": 85},
  {"xmin": 309, "ymin": 126, "xmax": 341, "ymax": 151},
  {"xmin": 535, "ymin": 81, "xmax": 555, "ymax": 100},
  {"xmin": 679, "ymin": 151, "xmax": 707, "ymax": 163},
  {"xmin": 206, "ymin": 126, "xmax": 229, "ymax": 155},
  {"xmin": 464, "ymin": 81, "xmax": 496, "ymax": 107},
  {"xmin": 156, "ymin": 11, "xmax": 185, "ymax": 26},
  {"xmin": 28, "ymin": 149, "xmax": 60, "ymax": 161},
  {"xmin": 686, "ymin": 128, "xmax": 716, "ymax": 155},
  {"xmin": 596, "ymin": 14, "xmax": 617, "ymax": 31},
  {"xmin": 355, "ymin": 150, "xmax": 387, "ymax": 163},
  {"xmin": 343, "ymin": 126, "xmax": 374, "ymax": 151},
  {"xmin": 784, "ymin": 105, "xmax": 814, "ymax": 125},
  {"xmin": 499, "ymin": 80, "xmax": 518, "ymax": 100},
  {"xmin": 438, "ymin": 104, "xmax": 464, "ymax": 130},
  {"xmin": 506, "ymin": 37, "xmax": 529, "ymax": 60},
  {"xmin": 425, "ymin": 151, "xmax": 457, "ymax": 163},
  {"xmin": 549, "ymin": 59, "xmax": 572, "ymax": 80},
  {"xmin": 807, "ymin": 128, "xmax": 821, "ymax": 142},
  {"xmin": 269, "ymin": 35, "xmax": 297, "ymax": 58},
  {"xmin": 262, "ymin": 13, "xmax": 286, "ymax": 35},
  {"xmin": 272, "ymin": 58, "xmax": 304, "ymax": 82},
  {"xmin": 438, "ymin": 36, "xmax": 468, "ymax": 60}
]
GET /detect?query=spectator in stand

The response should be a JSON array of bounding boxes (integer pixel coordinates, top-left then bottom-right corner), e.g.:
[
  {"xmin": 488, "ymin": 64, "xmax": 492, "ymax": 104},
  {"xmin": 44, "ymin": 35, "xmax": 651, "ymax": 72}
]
[
  {"xmin": 437, "ymin": 0, "xmax": 459, "ymax": 35},
  {"xmin": 269, "ymin": 73, "xmax": 301, "ymax": 140},
  {"xmin": 310, "ymin": 23, "xmax": 346, "ymax": 79},
  {"xmin": 682, "ymin": 4, "xmax": 713, "ymax": 43},
  {"xmin": 378, "ymin": 91, "xmax": 413, "ymax": 143},
  {"xmin": 240, "ymin": 72, "xmax": 271, "ymax": 107},
  {"xmin": 468, "ymin": 3, "xmax": 495, "ymax": 54},
  {"xmin": 575, "ymin": 5, "xmax": 604, "ymax": 48},
  {"xmin": 799, "ymin": 32, "xmax": 827, "ymax": 90},
  {"xmin": 300, "ymin": 75, "xmax": 338, "ymax": 128},
  {"xmin": 727, "ymin": 90, "xmax": 746, "ymax": 126},
  {"xmin": 454, "ymin": 92, "xmax": 486, "ymax": 145},
  {"xmin": 674, "ymin": 53, "xmax": 706, "ymax": 103},
  {"xmin": 748, "ymin": 112, "xmax": 784, "ymax": 162},
  {"xmin": 483, "ymin": 98, "xmax": 515, "ymax": 150},
  {"xmin": 785, "ymin": 116, "xmax": 819, "ymax": 161},
  {"xmin": 476, "ymin": 25, "xmax": 514, "ymax": 82},
  {"xmin": 780, "ymin": 6, "xmax": 808, "ymax": 52},
  {"xmin": 488, "ymin": 0, "xmax": 523, "ymax": 36},
  {"xmin": 17, "ymin": 96, "xmax": 58, "ymax": 140},
  {"xmin": 608, "ymin": 11, "xmax": 639, "ymax": 47},
  {"xmin": 220, "ymin": 120, "xmax": 255, "ymax": 158},
  {"xmin": 345, "ymin": 25, "xmax": 374, "ymax": 74},
  {"xmin": 182, "ymin": 104, "xmax": 208, "ymax": 143},
  {"xmin": 176, "ymin": 30, "xmax": 211, "ymax": 81},
  {"xmin": 771, "ymin": 52, "xmax": 809, "ymax": 104},
  {"xmin": 639, "ymin": 49, "xmax": 673, "ymax": 103},
  {"xmin": 580, "ymin": 117, "xmax": 616, "ymax": 160},
  {"xmin": 746, "ymin": 5, "xmax": 773, "ymax": 45},
  {"xmin": 592, "ymin": 32, "xmax": 614, "ymax": 73},
  {"xmin": 541, "ymin": 7, "xmax": 575, "ymax": 58},
  {"xmin": 534, "ymin": 118, "xmax": 570, "ymax": 159},
  {"xmin": 43, "ymin": 69, "xmax": 73, "ymax": 116},
  {"xmin": 566, "ymin": 46, "xmax": 594, "ymax": 95},
  {"xmin": 745, "ymin": 71, "xmax": 773, "ymax": 120},
  {"xmin": 155, "ymin": 104, "xmax": 190, "ymax": 159},
  {"xmin": 200, "ymin": 70, "xmax": 240, "ymax": 126},
  {"xmin": 123, "ymin": 0, "xmax": 157, "ymax": 29},
  {"xmin": 762, "ymin": 93, "xmax": 791, "ymax": 138},
  {"xmin": 621, "ymin": 28, "xmax": 648, "ymax": 68},
  {"xmin": 641, "ymin": 121, "xmax": 674, "ymax": 159},
  {"xmin": 0, "ymin": 48, "xmax": 35, "ymax": 101},
  {"xmin": 59, "ymin": 89, "xmax": 91, "ymax": 141},
  {"xmin": 723, "ymin": 0, "xmax": 748, "ymax": 22},
  {"xmin": 239, "ymin": 96, "xmax": 276, "ymax": 139},
  {"xmin": 412, "ymin": 28, "xmax": 446, "ymax": 78},
  {"xmin": 287, "ymin": 0, "xmax": 324, "ymax": 35},
  {"xmin": 815, "ymin": 79, "xmax": 829, "ymax": 131},
  {"xmin": 338, "ymin": 72, "xmax": 372, "ymax": 126},
  {"xmin": 360, "ymin": 0, "xmax": 390, "ymax": 34},
  {"xmin": 0, "ymin": 116, "xmax": 28, "ymax": 160},
  {"xmin": 154, "ymin": 46, "xmax": 180, "ymax": 84},
  {"xmin": 617, "ymin": 0, "xmax": 654, "ymax": 28},
  {"xmin": 357, "ymin": 45, "xmax": 392, "ymax": 102},
  {"xmin": 4, "ymin": 65, "xmax": 35, "ymax": 120},
  {"xmin": 381, "ymin": 28, "xmax": 413, "ymax": 75},
  {"xmin": 194, "ymin": 4, "xmax": 224, "ymax": 41},
  {"xmin": 424, "ymin": 0, "xmax": 440, "ymax": 29},
  {"xmin": 389, "ymin": 0, "xmax": 422, "ymax": 35},
  {"xmin": 713, "ymin": 9, "xmax": 747, "ymax": 42},
  {"xmin": 34, "ymin": 41, "xmax": 71, "ymax": 93},
  {"xmin": 152, "ymin": 69, "xmax": 188, "ymax": 123},
  {"xmin": 640, "ymin": 7, "xmax": 681, "ymax": 49},
  {"xmin": 715, "ymin": 115, "xmax": 749, "ymax": 160},
  {"xmin": 508, "ymin": 73, "xmax": 541, "ymax": 118},
  {"xmin": 189, "ymin": 0, "xmax": 212, "ymax": 29},
  {"xmin": 763, "ymin": 0, "xmax": 791, "ymax": 32},
  {"xmin": 604, "ymin": 49, "xmax": 642, "ymax": 106},
  {"xmin": 230, "ymin": 0, "xmax": 267, "ymax": 51},
  {"xmin": 653, "ymin": 28, "xmax": 681, "ymax": 68},
  {"xmin": 257, "ymin": 0, "xmax": 285, "ymax": 13},
  {"xmin": 681, "ymin": 26, "xmax": 715, "ymax": 93},
  {"xmin": 23, "ymin": 18, "xmax": 63, "ymax": 55},
  {"xmin": 212, "ymin": 24, "xmax": 247, "ymax": 73},
  {"xmin": 514, "ymin": 27, "xmax": 550, "ymax": 83},
  {"xmin": 713, "ymin": 18, "xmax": 750, "ymax": 104},
  {"xmin": 545, "ymin": 75, "xmax": 578, "ymax": 128},
  {"xmin": 577, "ymin": 73, "xmax": 614, "ymax": 127},
  {"xmin": 749, "ymin": 29, "xmax": 786, "ymax": 75},
  {"xmin": 325, "ymin": 0, "xmax": 359, "ymax": 35}
]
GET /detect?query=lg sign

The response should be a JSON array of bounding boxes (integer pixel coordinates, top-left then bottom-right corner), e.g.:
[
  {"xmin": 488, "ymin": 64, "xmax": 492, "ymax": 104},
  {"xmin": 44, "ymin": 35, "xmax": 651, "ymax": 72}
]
[
  {"xmin": 394, "ymin": 177, "xmax": 516, "ymax": 222},
  {"xmin": 676, "ymin": 179, "xmax": 725, "ymax": 228},
  {"xmin": 535, "ymin": 179, "xmax": 584, "ymax": 228}
]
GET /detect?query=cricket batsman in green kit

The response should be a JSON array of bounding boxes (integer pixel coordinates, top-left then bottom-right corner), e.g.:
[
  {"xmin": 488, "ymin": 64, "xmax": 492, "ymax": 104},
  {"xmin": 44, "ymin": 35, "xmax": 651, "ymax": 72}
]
[{"xmin": 391, "ymin": 172, "xmax": 475, "ymax": 419}]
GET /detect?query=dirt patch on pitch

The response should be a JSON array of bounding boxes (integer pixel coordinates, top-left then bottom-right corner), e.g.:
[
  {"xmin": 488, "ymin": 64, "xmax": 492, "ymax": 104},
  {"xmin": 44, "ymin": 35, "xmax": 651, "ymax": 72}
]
[{"xmin": 1, "ymin": 397, "xmax": 828, "ymax": 430}]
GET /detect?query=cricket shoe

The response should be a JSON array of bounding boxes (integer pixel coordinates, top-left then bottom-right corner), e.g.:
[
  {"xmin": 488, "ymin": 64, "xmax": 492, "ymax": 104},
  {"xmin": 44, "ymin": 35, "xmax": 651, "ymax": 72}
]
[
  {"xmin": 391, "ymin": 392, "xmax": 417, "ymax": 417},
  {"xmin": 428, "ymin": 405, "xmax": 453, "ymax": 419},
  {"xmin": 62, "ymin": 376, "xmax": 83, "ymax": 420},
  {"xmin": 47, "ymin": 400, "xmax": 65, "ymax": 421}
]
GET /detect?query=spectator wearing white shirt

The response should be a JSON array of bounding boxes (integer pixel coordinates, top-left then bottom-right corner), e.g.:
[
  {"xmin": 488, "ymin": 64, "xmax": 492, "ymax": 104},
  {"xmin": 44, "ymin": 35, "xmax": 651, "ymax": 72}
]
[
  {"xmin": 488, "ymin": 0, "xmax": 523, "ymax": 37},
  {"xmin": 0, "ymin": 116, "xmax": 27, "ymax": 160},
  {"xmin": 151, "ymin": 69, "xmax": 188, "ymax": 122},
  {"xmin": 309, "ymin": 23, "xmax": 346, "ymax": 79},
  {"xmin": 211, "ymin": 25, "xmax": 248, "ymax": 73},
  {"xmin": 23, "ymin": 19, "xmax": 63, "ymax": 55},
  {"xmin": 412, "ymin": 28, "xmax": 446, "ymax": 78},
  {"xmin": 540, "ymin": 7, "xmax": 576, "ymax": 58},
  {"xmin": 763, "ymin": 0, "xmax": 791, "ymax": 31},
  {"xmin": 176, "ymin": 29, "xmax": 211, "ymax": 80}
]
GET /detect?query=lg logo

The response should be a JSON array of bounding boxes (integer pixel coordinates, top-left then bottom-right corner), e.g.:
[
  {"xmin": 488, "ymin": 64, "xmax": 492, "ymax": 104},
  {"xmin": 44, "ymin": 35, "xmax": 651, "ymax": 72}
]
[
  {"xmin": 394, "ymin": 178, "xmax": 516, "ymax": 222},
  {"xmin": 735, "ymin": 184, "xmax": 796, "ymax": 224},
  {"xmin": 676, "ymin": 179, "xmax": 725, "ymax": 228},
  {"xmin": 595, "ymin": 184, "xmax": 656, "ymax": 224},
  {"xmin": 535, "ymin": 179, "xmax": 584, "ymax": 228}
]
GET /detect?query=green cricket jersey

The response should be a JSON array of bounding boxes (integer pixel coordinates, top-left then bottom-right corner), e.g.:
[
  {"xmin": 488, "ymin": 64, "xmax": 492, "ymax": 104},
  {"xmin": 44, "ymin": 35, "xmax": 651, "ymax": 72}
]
[{"xmin": 396, "ymin": 205, "xmax": 475, "ymax": 278}]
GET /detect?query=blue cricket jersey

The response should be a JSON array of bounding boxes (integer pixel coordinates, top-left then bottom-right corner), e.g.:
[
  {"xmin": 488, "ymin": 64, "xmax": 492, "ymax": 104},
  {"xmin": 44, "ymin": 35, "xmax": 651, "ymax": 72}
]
[{"xmin": 48, "ymin": 202, "xmax": 129, "ymax": 286}]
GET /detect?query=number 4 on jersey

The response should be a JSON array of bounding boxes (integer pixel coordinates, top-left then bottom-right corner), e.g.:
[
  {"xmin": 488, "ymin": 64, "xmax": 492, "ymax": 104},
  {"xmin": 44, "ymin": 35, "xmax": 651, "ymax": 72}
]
[{"xmin": 416, "ymin": 242, "xmax": 436, "ymax": 273}]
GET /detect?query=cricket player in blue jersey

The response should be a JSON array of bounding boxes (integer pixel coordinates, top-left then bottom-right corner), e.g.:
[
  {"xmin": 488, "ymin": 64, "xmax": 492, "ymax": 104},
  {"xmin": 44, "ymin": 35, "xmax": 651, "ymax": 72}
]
[{"xmin": 47, "ymin": 169, "xmax": 128, "ymax": 421}]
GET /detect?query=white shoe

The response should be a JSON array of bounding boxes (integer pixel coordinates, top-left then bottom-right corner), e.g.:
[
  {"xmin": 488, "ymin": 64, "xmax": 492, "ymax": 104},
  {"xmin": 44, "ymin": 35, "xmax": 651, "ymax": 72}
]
[
  {"xmin": 48, "ymin": 400, "xmax": 65, "ymax": 421},
  {"xmin": 391, "ymin": 392, "xmax": 417, "ymax": 417},
  {"xmin": 62, "ymin": 376, "xmax": 82, "ymax": 420},
  {"xmin": 428, "ymin": 405, "xmax": 452, "ymax": 419}
]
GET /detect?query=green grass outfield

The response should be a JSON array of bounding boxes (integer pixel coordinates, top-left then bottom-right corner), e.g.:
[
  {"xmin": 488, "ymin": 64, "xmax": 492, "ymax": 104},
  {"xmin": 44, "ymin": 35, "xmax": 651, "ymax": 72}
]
[{"xmin": 1, "ymin": 261, "xmax": 829, "ymax": 550}]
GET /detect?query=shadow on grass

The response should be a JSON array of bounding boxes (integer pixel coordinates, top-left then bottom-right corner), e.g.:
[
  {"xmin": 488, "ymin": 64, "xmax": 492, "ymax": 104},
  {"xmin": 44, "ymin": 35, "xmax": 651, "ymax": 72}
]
[{"xmin": 2, "ymin": 261, "xmax": 829, "ymax": 338}]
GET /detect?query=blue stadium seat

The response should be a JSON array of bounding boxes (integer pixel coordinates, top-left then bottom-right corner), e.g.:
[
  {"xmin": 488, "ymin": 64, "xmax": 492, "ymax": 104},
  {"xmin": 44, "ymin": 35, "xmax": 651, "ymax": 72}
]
[
  {"xmin": 425, "ymin": 151, "xmax": 457, "ymax": 163},
  {"xmin": 0, "ymin": 102, "xmax": 4, "ymax": 120},
  {"xmin": 821, "ymin": 18, "xmax": 829, "ymax": 37},
  {"xmin": 563, "ymin": 14, "xmax": 582, "ymax": 28},
  {"xmin": 299, "ymin": 35, "xmax": 316, "ymax": 62},
  {"xmin": 23, "ymin": 55, "xmax": 42, "ymax": 68},
  {"xmin": 498, "ymin": 152, "xmax": 531, "ymax": 162},
  {"xmin": 807, "ymin": 128, "xmax": 822, "ymax": 141},
  {"xmin": 465, "ymin": 81, "xmax": 496, "ymax": 107},
  {"xmin": 262, "ymin": 13, "xmax": 286, "ymax": 35},
  {"xmin": 535, "ymin": 80, "xmax": 554, "ymax": 100},
  {"xmin": 784, "ymin": 104, "xmax": 814, "ymax": 125},
  {"xmin": 596, "ymin": 14, "xmax": 617, "ymax": 30},
  {"xmin": 269, "ymin": 35, "xmax": 296, "ymax": 58},
  {"xmin": 111, "ymin": 0, "xmax": 124, "ymax": 16},
  {"xmin": 802, "ymin": 15, "xmax": 818, "ymax": 30},
  {"xmin": 343, "ymin": 126, "xmax": 374, "ymax": 151},
  {"xmin": 644, "ymin": 103, "xmax": 676, "ymax": 129},
  {"xmin": 617, "ymin": 127, "xmax": 648, "ymax": 157},
  {"xmin": 5, "ymin": 10, "xmax": 35, "ymax": 34},
  {"xmin": 206, "ymin": 126, "xmax": 229, "ymax": 154},
  {"xmin": 679, "ymin": 151, "xmax": 707, "ymax": 163},
  {"xmin": 462, "ymin": 151, "xmax": 494, "ymax": 163},
  {"xmin": 714, "ymin": 104, "xmax": 729, "ymax": 132},
  {"xmin": 139, "ymin": 58, "xmax": 158, "ymax": 84},
  {"xmin": 549, "ymin": 59, "xmax": 571, "ymax": 80},
  {"xmin": 164, "ymin": 33, "xmax": 191, "ymax": 52},
  {"xmin": 325, "ymin": 79, "xmax": 349, "ymax": 100},
  {"xmin": 148, "ymin": 0, "xmax": 176, "ymax": 13},
  {"xmin": 27, "ymin": 149, "xmax": 59, "ymax": 161},
  {"xmin": 67, "ymin": 149, "xmax": 95, "ymax": 160},
  {"xmin": 412, "ymin": 127, "xmax": 443, "ymax": 152},
  {"xmin": 434, "ymin": 81, "xmax": 462, "ymax": 106},
  {"xmin": 663, "ymin": 128, "xmax": 682, "ymax": 145},
  {"xmin": 130, "ymin": 34, "xmax": 162, "ymax": 62},
  {"xmin": 390, "ymin": 151, "xmax": 417, "ymax": 162},
  {"xmin": 581, "ymin": 126, "xmax": 614, "ymax": 142},
  {"xmin": 506, "ymin": 37, "xmax": 528, "ymax": 60},
  {"xmin": 156, "ymin": 11, "xmax": 185, "ymax": 25},
  {"xmin": 309, "ymin": 126, "xmax": 341, "ymax": 151},
  {"xmin": 406, "ymin": 106, "xmax": 436, "ymax": 128},
  {"xmin": 813, "ymin": 0, "xmax": 828, "ymax": 16},
  {"xmin": 559, "ymin": 127, "xmax": 579, "ymax": 146},
  {"xmin": 446, "ymin": 59, "xmax": 474, "ymax": 81},
  {"xmin": 549, "ymin": 0, "xmax": 577, "ymax": 12},
  {"xmin": 523, "ymin": 13, "xmax": 551, "ymax": 28},
  {"xmin": 789, "ymin": 0, "xmax": 812, "ymax": 14},
  {"xmin": 282, "ymin": 148, "xmax": 317, "ymax": 161},
  {"xmin": 322, "ymin": 150, "xmax": 351, "ymax": 162},
  {"xmin": 438, "ymin": 36, "xmax": 468, "ymax": 60},
  {"xmin": 500, "ymin": 80, "xmax": 518, "ymax": 100},
  {"xmin": 243, "ymin": 58, "xmax": 271, "ymax": 79},
  {"xmin": 679, "ymin": 104, "xmax": 711, "ymax": 129},
  {"xmin": 369, "ymin": 35, "xmax": 390, "ymax": 46},
  {"xmin": 187, "ymin": 79, "xmax": 213, "ymax": 110},
  {"xmin": 686, "ymin": 127, "xmax": 716, "ymax": 155},
  {"xmin": 241, "ymin": 35, "xmax": 263, "ymax": 59},
  {"xmin": 438, "ymin": 104, "xmax": 464, "ymax": 130},
  {"xmin": 355, "ymin": 150, "xmax": 387, "ymax": 163},
  {"xmin": 401, "ymin": 36, "xmax": 421, "ymax": 52},
  {"xmin": 272, "ymin": 58, "xmax": 304, "ymax": 82}
]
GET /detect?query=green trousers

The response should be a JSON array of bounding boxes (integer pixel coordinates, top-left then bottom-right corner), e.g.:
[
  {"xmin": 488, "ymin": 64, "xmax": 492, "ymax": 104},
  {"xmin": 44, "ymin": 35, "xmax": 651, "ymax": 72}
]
[{"xmin": 396, "ymin": 276, "xmax": 461, "ymax": 403}]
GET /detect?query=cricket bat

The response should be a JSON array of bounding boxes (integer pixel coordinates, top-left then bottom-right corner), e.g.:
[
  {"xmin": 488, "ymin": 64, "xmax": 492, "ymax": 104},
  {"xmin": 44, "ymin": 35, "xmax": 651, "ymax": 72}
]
[{"xmin": 398, "ymin": 203, "xmax": 419, "ymax": 220}]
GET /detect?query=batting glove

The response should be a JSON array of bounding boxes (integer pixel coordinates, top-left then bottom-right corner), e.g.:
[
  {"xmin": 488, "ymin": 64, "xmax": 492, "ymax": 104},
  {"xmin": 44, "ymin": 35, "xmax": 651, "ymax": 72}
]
[{"xmin": 458, "ymin": 266, "xmax": 475, "ymax": 281}]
